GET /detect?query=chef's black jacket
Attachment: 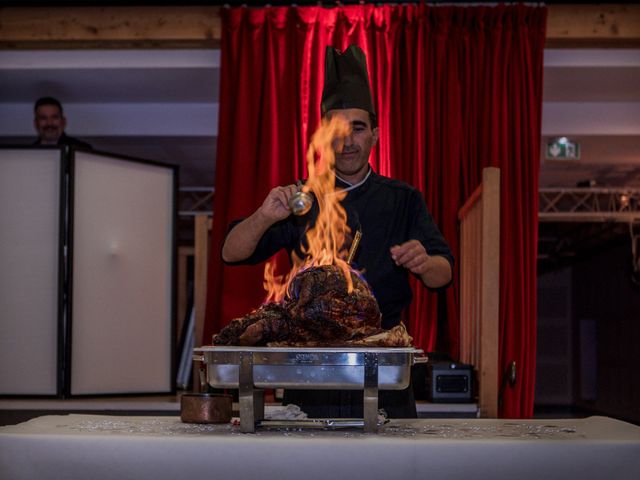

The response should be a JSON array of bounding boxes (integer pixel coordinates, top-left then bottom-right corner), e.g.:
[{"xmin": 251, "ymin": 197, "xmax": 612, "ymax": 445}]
[
  {"xmin": 225, "ymin": 169, "xmax": 453, "ymax": 418},
  {"xmin": 228, "ymin": 169, "xmax": 454, "ymax": 329}
]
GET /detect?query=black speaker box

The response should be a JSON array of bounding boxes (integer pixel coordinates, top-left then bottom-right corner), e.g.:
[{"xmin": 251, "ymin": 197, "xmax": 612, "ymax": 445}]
[{"xmin": 426, "ymin": 361, "xmax": 474, "ymax": 403}]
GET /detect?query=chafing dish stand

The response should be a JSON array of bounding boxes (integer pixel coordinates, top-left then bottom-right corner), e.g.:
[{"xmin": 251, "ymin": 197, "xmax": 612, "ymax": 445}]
[{"xmin": 194, "ymin": 347, "xmax": 421, "ymax": 434}]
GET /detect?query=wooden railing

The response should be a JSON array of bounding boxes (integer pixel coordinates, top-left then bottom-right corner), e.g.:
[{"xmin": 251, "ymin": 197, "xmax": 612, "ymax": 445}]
[{"xmin": 458, "ymin": 167, "xmax": 500, "ymax": 417}]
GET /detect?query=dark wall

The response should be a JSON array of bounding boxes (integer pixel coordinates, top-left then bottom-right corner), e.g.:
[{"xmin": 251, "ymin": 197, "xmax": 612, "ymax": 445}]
[
  {"xmin": 572, "ymin": 239, "xmax": 640, "ymax": 423},
  {"xmin": 536, "ymin": 268, "xmax": 574, "ymax": 406}
]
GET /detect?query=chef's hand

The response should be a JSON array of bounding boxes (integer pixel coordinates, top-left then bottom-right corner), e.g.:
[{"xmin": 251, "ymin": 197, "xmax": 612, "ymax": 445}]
[
  {"xmin": 390, "ymin": 240, "xmax": 430, "ymax": 274},
  {"xmin": 222, "ymin": 183, "xmax": 297, "ymax": 263},
  {"xmin": 390, "ymin": 240, "xmax": 452, "ymax": 288},
  {"xmin": 258, "ymin": 184, "xmax": 298, "ymax": 222}
]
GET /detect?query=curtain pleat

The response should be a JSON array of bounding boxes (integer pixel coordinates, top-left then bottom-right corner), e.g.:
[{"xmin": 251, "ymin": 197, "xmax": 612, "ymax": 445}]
[{"xmin": 205, "ymin": 4, "xmax": 546, "ymax": 418}]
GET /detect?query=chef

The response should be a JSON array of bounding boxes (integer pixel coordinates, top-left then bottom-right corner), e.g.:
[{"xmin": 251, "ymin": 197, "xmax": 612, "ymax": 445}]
[{"xmin": 222, "ymin": 45, "xmax": 453, "ymax": 418}]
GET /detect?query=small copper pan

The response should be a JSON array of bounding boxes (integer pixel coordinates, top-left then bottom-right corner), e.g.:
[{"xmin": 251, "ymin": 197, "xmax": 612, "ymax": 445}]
[{"xmin": 180, "ymin": 393, "xmax": 233, "ymax": 424}]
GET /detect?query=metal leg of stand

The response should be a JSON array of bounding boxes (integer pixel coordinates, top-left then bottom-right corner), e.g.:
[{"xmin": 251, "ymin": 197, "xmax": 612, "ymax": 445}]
[
  {"xmin": 254, "ymin": 389, "xmax": 265, "ymax": 424},
  {"xmin": 363, "ymin": 352, "xmax": 379, "ymax": 433},
  {"xmin": 239, "ymin": 352, "xmax": 256, "ymax": 433}
]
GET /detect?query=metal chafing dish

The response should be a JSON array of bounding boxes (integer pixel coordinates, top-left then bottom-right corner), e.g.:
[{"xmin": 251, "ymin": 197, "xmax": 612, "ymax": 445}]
[{"xmin": 193, "ymin": 346, "xmax": 426, "ymax": 433}]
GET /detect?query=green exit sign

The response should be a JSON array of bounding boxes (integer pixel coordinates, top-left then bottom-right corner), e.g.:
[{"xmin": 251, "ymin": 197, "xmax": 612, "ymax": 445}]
[{"xmin": 546, "ymin": 137, "xmax": 580, "ymax": 160}]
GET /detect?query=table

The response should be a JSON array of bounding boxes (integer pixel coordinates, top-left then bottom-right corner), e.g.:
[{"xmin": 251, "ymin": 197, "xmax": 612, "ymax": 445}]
[{"xmin": 1, "ymin": 414, "xmax": 639, "ymax": 480}]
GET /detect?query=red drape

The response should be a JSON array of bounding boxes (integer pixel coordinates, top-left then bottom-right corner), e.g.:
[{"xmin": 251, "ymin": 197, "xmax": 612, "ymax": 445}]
[{"xmin": 205, "ymin": 4, "xmax": 546, "ymax": 418}]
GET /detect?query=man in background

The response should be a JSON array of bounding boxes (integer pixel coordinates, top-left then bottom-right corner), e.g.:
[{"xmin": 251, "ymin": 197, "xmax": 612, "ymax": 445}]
[{"xmin": 33, "ymin": 96, "xmax": 92, "ymax": 149}]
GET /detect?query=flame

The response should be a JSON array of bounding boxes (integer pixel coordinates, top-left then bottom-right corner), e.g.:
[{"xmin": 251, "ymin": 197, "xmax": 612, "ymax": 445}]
[
  {"xmin": 263, "ymin": 261, "xmax": 287, "ymax": 304},
  {"xmin": 263, "ymin": 115, "xmax": 353, "ymax": 302}
]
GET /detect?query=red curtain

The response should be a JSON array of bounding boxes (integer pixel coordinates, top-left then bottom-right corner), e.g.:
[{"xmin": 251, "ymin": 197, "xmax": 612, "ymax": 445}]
[{"xmin": 204, "ymin": 4, "xmax": 546, "ymax": 418}]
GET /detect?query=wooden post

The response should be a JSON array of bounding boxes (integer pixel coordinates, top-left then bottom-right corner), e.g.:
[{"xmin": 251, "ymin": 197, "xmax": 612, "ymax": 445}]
[
  {"xmin": 176, "ymin": 246, "xmax": 194, "ymax": 346},
  {"xmin": 480, "ymin": 168, "xmax": 500, "ymax": 418},
  {"xmin": 458, "ymin": 167, "xmax": 500, "ymax": 418},
  {"xmin": 193, "ymin": 214, "xmax": 211, "ymax": 349}
]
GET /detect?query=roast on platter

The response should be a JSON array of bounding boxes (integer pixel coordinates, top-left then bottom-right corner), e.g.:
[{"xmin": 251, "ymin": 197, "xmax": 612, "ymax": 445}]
[{"xmin": 213, "ymin": 264, "xmax": 413, "ymax": 348}]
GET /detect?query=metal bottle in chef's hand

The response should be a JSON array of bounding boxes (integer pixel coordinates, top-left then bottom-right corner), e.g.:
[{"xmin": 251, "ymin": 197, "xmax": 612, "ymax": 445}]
[{"xmin": 288, "ymin": 180, "xmax": 313, "ymax": 216}]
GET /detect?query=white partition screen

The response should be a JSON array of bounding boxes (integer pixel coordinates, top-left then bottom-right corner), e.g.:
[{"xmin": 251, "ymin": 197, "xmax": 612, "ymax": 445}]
[
  {"xmin": 0, "ymin": 148, "xmax": 62, "ymax": 395},
  {"xmin": 70, "ymin": 151, "xmax": 175, "ymax": 395}
]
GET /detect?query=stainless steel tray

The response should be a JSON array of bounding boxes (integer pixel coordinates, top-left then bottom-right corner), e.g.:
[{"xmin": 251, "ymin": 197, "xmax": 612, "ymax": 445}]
[{"xmin": 194, "ymin": 346, "xmax": 423, "ymax": 391}]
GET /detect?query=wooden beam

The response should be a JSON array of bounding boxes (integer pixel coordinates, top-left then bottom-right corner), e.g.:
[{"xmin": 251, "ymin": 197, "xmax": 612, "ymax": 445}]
[
  {"xmin": 458, "ymin": 167, "xmax": 500, "ymax": 418},
  {"xmin": 547, "ymin": 4, "xmax": 640, "ymax": 47},
  {"xmin": 479, "ymin": 167, "xmax": 500, "ymax": 418},
  {"xmin": 193, "ymin": 214, "xmax": 212, "ymax": 349},
  {"xmin": 1, "ymin": 5, "xmax": 639, "ymax": 49},
  {"xmin": 0, "ymin": 6, "xmax": 222, "ymax": 49},
  {"xmin": 177, "ymin": 246, "xmax": 195, "ymax": 347},
  {"xmin": 2, "ymin": 4, "xmax": 640, "ymax": 50}
]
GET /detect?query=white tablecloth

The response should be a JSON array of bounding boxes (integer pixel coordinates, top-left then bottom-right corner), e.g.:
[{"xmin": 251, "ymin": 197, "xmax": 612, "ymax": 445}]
[{"xmin": 1, "ymin": 414, "xmax": 639, "ymax": 480}]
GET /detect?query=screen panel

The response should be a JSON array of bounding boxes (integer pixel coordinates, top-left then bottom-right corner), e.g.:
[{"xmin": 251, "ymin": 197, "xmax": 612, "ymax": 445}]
[
  {"xmin": 70, "ymin": 151, "xmax": 174, "ymax": 395},
  {"xmin": 0, "ymin": 148, "xmax": 62, "ymax": 395}
]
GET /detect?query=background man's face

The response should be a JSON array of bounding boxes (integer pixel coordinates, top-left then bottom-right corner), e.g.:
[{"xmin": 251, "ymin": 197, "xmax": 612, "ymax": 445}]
[
  {"xmin": 34, "ymin": 104, "xmax": 66, "ymax": 144},
  {"xmin": 328, "ymin": 108, "xmax": 379, "ymax": 181}
]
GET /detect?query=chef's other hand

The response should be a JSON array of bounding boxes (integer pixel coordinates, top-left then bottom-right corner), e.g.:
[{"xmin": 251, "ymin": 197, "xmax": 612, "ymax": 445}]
[
  {"xmin": 390, "ymin": 240, "xmax": 430, "ymax": 274},
  {"xmin": 259, "ymin": 184, "xmax": 298, "ymax": 222},
  {"xmin": 390, "ymin": 240, "xmax": 452, "ymax": 288}
]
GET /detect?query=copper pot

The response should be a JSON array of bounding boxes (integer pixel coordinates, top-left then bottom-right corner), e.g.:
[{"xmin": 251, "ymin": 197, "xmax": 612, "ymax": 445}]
[{"xmin": 180, "ymin": 393, "xmax": 233, "ymax": 424}]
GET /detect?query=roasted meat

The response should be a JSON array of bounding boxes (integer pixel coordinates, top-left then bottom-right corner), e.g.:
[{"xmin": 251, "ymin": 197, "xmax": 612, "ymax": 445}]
[
  {"xmin": 286, "ymin": 264, "xmax": 380, "ymax": 341},
  {"xmin": 213, "ymin": 265, "xmax": 412, "ymax": 347},
  {"xmin": 214, "ymin": 303, "xmax": 292, "ymax": 346}
]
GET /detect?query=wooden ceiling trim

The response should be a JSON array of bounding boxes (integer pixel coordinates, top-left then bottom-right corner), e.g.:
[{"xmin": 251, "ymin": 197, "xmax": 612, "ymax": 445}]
[
  {"xmin": 546, "ymin": 4, "xmax": 640, "ymax": 48},
  {"xmin": 0, "ymin": 6, "xmax": 222, "ymax": 49},
  {"xmin": 0, "ymin": 5, "xmax": 639, "ymax": 49}
]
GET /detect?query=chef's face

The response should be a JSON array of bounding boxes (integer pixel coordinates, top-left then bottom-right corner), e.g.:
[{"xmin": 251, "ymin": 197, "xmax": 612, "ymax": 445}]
[
  {"xmin": 327, "ymin": 108, "xmax": 378, "ymax": 183},
  {"xmin": 34, "ymin": 104, "xmax": 66, "ymax": 145}
]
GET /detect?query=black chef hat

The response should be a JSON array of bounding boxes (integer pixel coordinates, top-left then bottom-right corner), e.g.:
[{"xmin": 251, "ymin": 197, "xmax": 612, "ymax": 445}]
[{"xmin": 321, "ymin": 45, "xmax": 376, "ymax": 125}]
